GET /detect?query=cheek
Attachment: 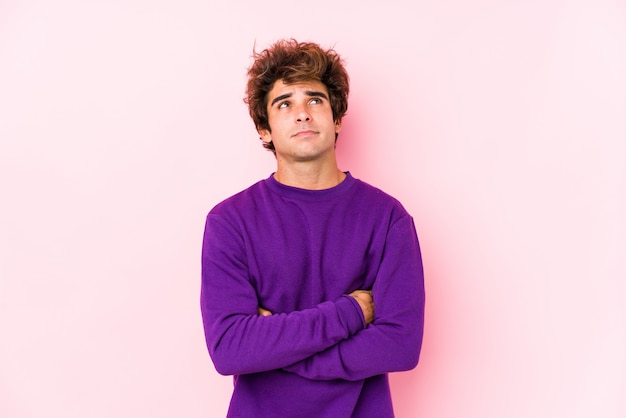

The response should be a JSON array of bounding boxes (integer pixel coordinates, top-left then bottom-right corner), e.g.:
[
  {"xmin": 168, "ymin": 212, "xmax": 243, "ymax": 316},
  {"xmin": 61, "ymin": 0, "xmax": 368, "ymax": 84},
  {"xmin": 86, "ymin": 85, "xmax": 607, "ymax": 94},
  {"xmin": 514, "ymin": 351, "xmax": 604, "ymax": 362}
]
[{"xmin": 268, "ymin": 115, "xmax": 288, "ymax": 133}]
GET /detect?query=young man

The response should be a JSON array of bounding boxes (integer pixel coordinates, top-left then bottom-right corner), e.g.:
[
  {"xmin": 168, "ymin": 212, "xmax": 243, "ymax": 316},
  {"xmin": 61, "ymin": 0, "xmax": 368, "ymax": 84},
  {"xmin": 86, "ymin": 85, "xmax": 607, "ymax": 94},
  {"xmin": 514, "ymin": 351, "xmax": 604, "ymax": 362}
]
[{"xmin": 200, "ymin": 39, "xmax": 425, "ymax": 418}]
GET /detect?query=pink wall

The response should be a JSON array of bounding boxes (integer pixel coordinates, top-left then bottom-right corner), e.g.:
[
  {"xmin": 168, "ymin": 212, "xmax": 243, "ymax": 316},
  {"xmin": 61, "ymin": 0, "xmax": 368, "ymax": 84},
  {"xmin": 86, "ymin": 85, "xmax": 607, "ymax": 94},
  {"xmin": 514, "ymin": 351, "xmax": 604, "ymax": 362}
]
[{"xmin": 1, "ymin": 1, "xmax": 625, "ymax": 417}]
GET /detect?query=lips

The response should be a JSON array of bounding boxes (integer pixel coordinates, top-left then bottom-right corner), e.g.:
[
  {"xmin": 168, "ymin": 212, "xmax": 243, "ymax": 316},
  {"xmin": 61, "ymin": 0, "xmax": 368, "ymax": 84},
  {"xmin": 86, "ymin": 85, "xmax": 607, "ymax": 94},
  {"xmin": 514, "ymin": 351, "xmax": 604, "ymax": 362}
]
[{"xmin": 292, "ymin": 130, "xmax": 317, "ymax": 138}]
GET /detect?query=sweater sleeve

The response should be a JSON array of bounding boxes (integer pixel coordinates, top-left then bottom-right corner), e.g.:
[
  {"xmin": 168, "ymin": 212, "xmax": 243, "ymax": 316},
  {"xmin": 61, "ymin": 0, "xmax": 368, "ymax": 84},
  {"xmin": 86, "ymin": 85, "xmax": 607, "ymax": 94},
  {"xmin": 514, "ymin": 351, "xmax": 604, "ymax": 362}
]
[
  {"xmin": 200, "ymin": 213, "xmax": 366, "ymax": 376},
  {"xmin": 282, "ymin": 215, "xmax": 425, "ymax": 381}
]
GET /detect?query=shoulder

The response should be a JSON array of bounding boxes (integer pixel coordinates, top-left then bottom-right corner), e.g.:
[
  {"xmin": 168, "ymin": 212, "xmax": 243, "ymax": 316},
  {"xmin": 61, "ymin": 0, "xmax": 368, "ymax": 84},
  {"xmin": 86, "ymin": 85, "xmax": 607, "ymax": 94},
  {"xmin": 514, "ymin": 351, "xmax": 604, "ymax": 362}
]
[
  {"xmin": 350, "ymin": 176, "xmax": 409, "ymax": 216},
  {"xmin": 208, "ymin": 179, "xmax": 268, "ymax": 217}
]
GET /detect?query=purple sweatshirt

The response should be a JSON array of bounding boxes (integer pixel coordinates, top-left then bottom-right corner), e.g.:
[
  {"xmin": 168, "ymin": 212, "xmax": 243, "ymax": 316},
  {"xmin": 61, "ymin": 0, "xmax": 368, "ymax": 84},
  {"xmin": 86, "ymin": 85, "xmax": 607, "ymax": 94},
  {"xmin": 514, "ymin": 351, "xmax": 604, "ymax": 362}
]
[{"xmin": 201, "ymin": 172, "xmax": 425, "ymax": 417}]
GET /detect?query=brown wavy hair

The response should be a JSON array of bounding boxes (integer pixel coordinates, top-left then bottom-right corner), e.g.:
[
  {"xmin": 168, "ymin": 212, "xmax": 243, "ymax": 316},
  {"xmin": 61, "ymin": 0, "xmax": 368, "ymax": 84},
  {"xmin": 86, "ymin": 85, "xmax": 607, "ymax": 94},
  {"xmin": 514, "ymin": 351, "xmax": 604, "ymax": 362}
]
[{"xmin": 244, "ymin": 39, "xmax": 350, "ymax": 153}]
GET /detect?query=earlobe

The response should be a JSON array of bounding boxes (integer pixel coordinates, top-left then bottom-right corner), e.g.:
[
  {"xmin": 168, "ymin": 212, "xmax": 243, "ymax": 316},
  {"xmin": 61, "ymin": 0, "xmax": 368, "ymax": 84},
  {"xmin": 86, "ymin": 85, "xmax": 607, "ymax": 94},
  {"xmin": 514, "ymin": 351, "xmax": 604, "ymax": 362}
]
[
  {"xmin": 259, "ymin": 129, "xmax": 272, "ymax": 144},
  {"xmin": 334, "ymin": 119, "xmax": 342, "ymax": 134}
]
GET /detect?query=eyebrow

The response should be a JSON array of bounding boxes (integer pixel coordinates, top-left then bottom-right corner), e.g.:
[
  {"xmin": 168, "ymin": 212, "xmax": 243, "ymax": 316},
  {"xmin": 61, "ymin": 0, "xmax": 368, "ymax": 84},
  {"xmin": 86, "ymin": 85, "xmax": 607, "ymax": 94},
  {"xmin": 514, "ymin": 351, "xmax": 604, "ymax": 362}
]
[{"xmin": 270, "ymin": 90, "xmax": 329, "ymax": 107}]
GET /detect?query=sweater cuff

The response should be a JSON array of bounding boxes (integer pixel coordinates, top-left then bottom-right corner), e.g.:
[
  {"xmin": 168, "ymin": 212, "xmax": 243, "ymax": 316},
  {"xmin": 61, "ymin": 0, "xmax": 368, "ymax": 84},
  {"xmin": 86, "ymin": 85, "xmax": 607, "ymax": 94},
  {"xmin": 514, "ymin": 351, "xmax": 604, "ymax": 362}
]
[{"xmin": 335, "ymin": 295, "xmax": 366, "ymax": 335}]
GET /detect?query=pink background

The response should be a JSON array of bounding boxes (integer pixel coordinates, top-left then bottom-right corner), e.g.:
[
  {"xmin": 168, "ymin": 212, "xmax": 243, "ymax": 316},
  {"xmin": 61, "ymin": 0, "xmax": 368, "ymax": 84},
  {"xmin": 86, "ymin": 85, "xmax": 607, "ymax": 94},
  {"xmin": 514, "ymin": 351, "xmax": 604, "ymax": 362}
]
[{"xmin": 1, "ymin": 0, "xmax": 625, "ymax": 417}]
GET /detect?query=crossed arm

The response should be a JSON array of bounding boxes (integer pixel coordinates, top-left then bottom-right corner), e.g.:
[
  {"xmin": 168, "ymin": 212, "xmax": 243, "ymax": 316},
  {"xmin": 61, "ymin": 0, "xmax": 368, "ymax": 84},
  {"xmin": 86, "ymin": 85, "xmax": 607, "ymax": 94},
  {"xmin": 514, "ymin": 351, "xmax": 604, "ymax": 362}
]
[
  {"xmin": 259, "ymin": 289, "xmax": 375, "ymax": 325},
  {"xmin": 202, "ymin": 213, "xmax": 424, "ymax": 381}
]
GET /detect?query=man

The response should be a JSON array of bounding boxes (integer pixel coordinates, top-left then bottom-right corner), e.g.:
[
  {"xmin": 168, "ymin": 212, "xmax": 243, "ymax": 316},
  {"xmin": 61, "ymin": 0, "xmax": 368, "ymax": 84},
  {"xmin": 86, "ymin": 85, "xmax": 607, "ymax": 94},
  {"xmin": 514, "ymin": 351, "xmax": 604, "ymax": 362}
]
[{"xmin": 200, "ymin": 39, "xmax": 425, "ymax": 418}]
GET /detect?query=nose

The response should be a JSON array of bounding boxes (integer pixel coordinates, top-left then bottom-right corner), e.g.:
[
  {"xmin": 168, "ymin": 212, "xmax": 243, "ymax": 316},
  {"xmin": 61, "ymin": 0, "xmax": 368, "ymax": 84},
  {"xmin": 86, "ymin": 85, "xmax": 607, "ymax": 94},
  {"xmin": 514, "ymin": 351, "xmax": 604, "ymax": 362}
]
[{"xmin": 295, "ymin": 105, "xmax": 311, "ymax": 122}]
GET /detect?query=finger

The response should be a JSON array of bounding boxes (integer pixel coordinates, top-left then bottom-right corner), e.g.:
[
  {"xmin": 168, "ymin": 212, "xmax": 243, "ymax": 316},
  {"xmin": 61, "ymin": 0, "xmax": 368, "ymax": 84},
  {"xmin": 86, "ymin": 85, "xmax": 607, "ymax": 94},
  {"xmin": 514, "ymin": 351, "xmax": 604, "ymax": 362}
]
[{"xmin": 258, "ymin": 307, "xmax": 272, "ymax": 316}]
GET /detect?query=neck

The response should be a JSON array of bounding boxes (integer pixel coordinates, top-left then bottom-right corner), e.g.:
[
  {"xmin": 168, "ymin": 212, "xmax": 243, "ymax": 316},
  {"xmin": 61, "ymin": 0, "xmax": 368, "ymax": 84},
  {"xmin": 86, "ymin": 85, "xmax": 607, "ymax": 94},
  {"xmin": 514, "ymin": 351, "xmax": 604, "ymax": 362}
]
[{"xmin": 273, "ymin": 162, "xmax": 346, "ymax": 190}]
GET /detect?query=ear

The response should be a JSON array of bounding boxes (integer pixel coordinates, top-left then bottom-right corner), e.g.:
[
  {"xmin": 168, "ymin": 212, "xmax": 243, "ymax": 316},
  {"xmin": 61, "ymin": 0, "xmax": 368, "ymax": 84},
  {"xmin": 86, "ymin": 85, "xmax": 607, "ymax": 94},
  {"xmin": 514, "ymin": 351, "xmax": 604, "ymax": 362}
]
[
  {"xmin": 259, "ymin": 129, "xmax": 272, "ymax": 144},
  {"xmin": 334, "ymin": 118, "xmax": 342, "ymax": 134}
]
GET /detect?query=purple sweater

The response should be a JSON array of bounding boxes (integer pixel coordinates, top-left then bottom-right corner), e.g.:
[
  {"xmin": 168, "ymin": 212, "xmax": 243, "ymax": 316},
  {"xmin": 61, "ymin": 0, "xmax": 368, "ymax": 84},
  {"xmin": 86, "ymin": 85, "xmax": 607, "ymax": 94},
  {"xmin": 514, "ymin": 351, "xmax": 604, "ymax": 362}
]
[{"xmin": 201, "ymin": 172, "xmax": 425, "ymax": 417}]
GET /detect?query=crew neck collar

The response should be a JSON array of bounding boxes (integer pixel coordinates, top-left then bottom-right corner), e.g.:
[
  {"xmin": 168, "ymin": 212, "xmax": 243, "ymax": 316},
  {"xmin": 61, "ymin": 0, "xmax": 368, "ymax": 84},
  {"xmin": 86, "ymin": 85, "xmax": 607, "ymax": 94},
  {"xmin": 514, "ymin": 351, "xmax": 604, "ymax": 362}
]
[{"xmin": 264, "ymin": 171, "xmax": 355, "ymax": 201}]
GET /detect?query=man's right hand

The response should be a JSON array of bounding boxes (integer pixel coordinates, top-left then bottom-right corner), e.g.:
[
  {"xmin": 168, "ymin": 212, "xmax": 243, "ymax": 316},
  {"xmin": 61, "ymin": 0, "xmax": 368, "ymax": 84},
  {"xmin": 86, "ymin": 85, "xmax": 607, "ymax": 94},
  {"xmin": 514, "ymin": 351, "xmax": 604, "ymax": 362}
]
[{"xmin": 349, "ymin": 290, "xmax": 374, "ymax": 325}]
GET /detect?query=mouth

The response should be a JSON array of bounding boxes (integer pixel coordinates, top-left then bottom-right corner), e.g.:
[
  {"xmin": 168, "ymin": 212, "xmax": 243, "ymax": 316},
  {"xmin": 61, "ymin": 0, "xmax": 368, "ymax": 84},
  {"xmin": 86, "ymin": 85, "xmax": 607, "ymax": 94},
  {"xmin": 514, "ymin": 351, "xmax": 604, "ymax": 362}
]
[{"xmin": 292, "ymin": 130, "xmax": 318, "ymax": 138}]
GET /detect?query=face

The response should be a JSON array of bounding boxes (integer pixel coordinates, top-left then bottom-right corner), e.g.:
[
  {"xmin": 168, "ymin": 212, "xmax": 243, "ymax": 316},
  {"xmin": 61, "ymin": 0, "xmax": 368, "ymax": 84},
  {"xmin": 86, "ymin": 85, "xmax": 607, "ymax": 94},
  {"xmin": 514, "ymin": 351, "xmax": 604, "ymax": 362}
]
[{"xmin": 259, "ymin": 79, "xmax": 341, "ymax": 163}]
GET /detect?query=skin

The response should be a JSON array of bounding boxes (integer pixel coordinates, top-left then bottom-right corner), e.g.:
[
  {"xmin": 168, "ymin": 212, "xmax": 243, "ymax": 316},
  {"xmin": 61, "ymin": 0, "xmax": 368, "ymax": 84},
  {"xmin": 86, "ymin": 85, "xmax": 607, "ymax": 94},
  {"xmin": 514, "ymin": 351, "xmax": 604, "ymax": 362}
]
[
  {"xmin": 257, "ymin": 78, "xmax": 374, "ymax": 324},
  {"xmin": 259, "ymin": 79, "xmax": 345, "ymax": 190}
]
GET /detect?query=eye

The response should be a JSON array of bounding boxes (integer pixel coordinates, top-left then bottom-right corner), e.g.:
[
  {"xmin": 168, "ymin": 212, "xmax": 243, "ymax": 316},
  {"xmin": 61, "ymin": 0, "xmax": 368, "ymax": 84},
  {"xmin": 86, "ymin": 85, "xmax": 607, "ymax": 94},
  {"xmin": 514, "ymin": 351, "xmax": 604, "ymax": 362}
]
[
  {"xmin": 278, "ymin": 101, "xmax": 290, "ymax": 109},
  {"xmin": 309, "ymin": 98, "xmax": 322, "ymax": 105}
]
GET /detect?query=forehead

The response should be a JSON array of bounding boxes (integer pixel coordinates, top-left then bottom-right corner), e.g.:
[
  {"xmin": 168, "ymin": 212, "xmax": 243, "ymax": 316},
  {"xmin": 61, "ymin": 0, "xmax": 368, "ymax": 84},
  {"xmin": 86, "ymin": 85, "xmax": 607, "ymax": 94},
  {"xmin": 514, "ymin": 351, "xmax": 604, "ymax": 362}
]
[{"xmin": 267, "ymin": 79, "xmax": 329, "ymax": 99}]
